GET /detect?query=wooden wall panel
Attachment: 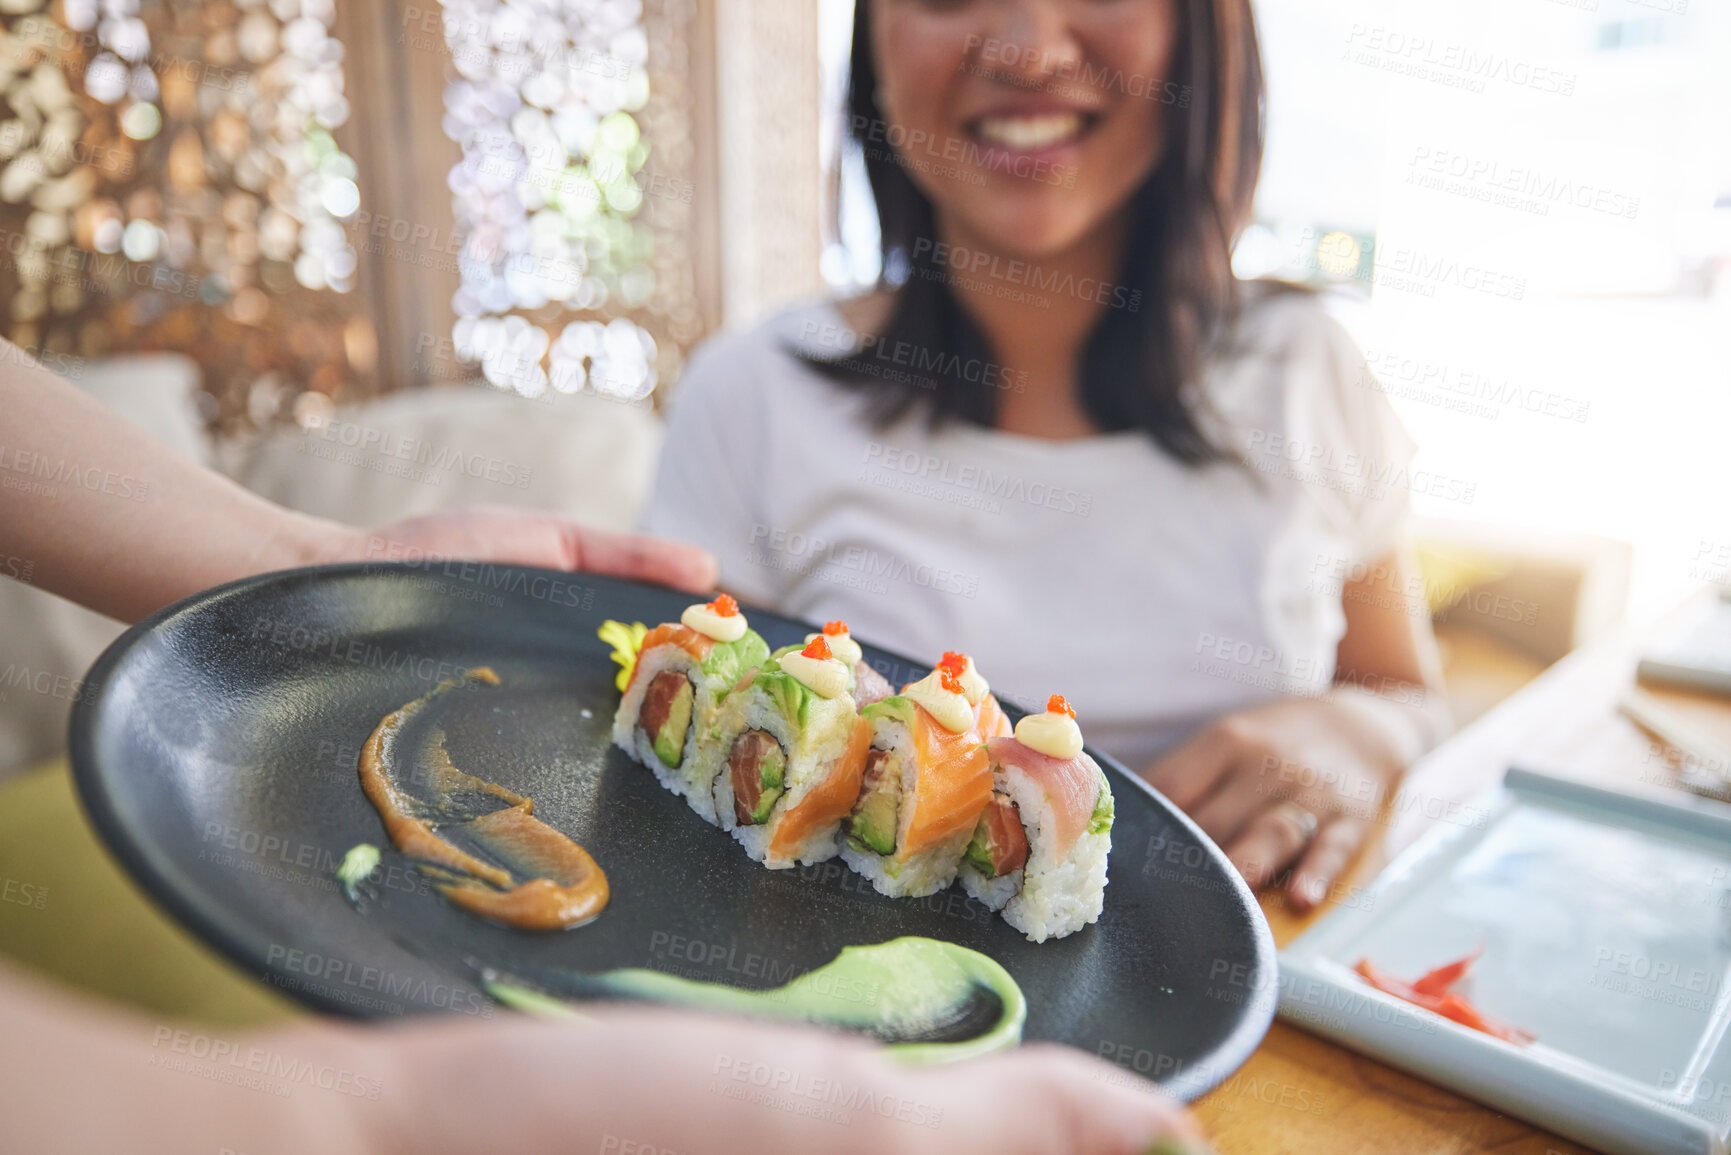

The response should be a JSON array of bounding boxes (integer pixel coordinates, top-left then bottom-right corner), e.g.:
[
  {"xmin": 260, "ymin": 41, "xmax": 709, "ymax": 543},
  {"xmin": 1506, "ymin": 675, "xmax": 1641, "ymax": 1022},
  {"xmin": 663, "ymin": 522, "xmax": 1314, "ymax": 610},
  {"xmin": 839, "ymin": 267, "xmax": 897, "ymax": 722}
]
[{"xmin": 329, "ymin": 0, "xmax": 463, "ymax": 393}]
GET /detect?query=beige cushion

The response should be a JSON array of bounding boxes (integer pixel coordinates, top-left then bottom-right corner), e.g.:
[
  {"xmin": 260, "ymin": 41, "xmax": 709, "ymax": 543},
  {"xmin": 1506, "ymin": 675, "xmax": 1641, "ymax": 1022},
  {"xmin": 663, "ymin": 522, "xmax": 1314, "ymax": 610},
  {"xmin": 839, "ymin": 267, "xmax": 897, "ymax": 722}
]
[
  {"xmin": 233, "ymin": 383, "xmax": 661, "ymax": 532},
  {"xmin": 0, "ymin": 355, "xmax": 208, "ymax": 782}
]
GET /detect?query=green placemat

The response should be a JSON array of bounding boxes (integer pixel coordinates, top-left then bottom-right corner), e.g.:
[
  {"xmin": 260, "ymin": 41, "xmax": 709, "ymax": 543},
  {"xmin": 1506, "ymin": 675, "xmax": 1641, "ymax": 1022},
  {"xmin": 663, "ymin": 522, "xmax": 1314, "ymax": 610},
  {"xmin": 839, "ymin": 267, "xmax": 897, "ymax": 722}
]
[{"xmin": 0, "ymin": 757, "xmax": 299, "ymax": 1029}]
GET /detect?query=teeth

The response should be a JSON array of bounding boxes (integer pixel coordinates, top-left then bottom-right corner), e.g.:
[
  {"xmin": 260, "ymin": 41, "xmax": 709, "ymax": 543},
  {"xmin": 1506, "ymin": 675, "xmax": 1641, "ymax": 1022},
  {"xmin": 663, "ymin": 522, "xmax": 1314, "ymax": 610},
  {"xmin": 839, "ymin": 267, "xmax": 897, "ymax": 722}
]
[{"xmin": 974, "ymin": 112, "xmax": 1084, "ymax": 152}]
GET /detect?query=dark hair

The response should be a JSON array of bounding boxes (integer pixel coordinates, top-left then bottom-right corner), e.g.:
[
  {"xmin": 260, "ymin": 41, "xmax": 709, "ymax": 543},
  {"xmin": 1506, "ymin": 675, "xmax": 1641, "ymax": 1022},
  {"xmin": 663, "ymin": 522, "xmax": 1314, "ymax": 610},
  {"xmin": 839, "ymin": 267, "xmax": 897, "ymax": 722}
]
[{"xmin": 802, "ymin": 0, "xmax": 1266, "ymax": 464}]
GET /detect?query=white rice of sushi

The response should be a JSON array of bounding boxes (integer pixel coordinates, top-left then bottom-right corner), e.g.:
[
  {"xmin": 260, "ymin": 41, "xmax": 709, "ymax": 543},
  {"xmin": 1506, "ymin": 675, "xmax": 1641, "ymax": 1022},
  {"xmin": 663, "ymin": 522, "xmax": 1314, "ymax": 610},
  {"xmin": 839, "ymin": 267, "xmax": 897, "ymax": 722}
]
[
  {"xmin": 961, "ymin": 756, "xmax": 1112, "ymax": 942},
  {"xmin": 611, "ymin": 644, "xmax": 728, "ymax": 825},
  {"xmin": 715, "ymin": 684, "xmax": 860, "ymax": 868},
  {"xmin": 958, "ymin": 862, "xmax": 1021, "ymax": 912}
]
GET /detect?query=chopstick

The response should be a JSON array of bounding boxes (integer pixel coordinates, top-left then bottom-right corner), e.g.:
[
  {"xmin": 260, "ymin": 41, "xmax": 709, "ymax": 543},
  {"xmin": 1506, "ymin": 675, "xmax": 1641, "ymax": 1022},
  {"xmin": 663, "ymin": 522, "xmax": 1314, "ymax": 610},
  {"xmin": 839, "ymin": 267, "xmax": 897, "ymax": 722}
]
[{"xmin": 1619, "ymin": 688, "xmax": 1731, "ymax": 798}]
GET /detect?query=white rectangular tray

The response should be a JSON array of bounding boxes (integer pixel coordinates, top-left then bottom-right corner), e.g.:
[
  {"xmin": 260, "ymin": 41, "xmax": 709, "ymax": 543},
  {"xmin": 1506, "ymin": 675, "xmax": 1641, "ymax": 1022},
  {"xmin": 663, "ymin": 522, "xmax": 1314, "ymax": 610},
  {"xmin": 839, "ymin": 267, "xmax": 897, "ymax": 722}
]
[{"xmin": 1279, "ymin": 768, "xmax": 1731, "ymax": 1155}]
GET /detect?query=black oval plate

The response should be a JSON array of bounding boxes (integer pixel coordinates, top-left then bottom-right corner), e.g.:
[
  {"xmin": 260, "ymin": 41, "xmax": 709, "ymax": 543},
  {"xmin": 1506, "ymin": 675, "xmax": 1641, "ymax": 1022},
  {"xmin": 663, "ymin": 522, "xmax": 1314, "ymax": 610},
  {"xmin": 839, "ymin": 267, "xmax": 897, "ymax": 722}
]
[{"xmin": 69, "ymin": 563, "xmax": 1275, "ymax": 1099}]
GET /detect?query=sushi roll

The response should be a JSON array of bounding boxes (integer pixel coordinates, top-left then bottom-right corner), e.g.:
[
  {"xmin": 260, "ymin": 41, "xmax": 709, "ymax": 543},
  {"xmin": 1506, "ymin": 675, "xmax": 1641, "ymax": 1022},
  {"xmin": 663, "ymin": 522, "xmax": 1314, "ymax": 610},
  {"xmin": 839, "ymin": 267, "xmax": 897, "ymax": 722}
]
[
  {"xmin": 709, "ymin": 635, "xmax": 874, "ymax": 868},
  {"xmin": 938, "ymin": 651, "xmax": 1012, "ymax": 738},
  {"xmin": 802, "ymin": 620, "xmax": 894, "ymax": 706},
  {"xmin": 959, "ymin": 695, "xmax": 1114, "ymax": 942},
  {"xmin": 609, "ymin": 594, "xmax": 769, "ymax": 824},
  {"xmin": 841, "ymin": 664, "xmax": 993, "ymax": 898}
]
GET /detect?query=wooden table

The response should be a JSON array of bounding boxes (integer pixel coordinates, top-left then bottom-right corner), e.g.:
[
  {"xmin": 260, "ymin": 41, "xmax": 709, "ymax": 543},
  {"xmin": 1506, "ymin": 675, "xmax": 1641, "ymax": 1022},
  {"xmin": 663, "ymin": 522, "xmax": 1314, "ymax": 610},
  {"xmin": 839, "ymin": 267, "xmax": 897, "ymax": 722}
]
[{"xmin": 1193, "ymin": 591, "xmax": 1731, "ymax": 1155}]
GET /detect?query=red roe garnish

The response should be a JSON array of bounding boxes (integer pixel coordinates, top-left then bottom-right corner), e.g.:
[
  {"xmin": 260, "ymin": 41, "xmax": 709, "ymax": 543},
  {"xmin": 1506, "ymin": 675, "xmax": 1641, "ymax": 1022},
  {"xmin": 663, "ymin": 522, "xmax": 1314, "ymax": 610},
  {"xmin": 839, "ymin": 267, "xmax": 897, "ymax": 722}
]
[
  {"xmin": 1046, "ymin": 694, "xmax": 1076, "ymax": 719},
  {"xmin": 823, "ymin": 620, "xmax": 849, "ymax": 636},
  {"xmin": 938, "ymin": 650, "xmax": 968, "ymax": 675},
  {"xmin": 707, "ymin": 593, "xmax": 740, "ymax": 617},
  {"xmin": 801, "ymin": 635, "xmax": 833, "ymax": 661},
  {"xmin": 939, "ymin": 666, "xmax": 965, "ymax": 695}
]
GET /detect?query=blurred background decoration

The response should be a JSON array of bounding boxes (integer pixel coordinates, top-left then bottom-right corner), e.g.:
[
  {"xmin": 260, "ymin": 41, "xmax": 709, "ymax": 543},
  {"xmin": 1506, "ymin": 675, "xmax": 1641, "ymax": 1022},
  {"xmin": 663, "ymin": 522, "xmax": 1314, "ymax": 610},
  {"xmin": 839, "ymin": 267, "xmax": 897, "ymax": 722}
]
[
  {"xmin": 436, "ymin": 0, "xmax": 700, "ymax": 405},
  {"xmin": 0, "ymin": 0, "xmax": 826, "ymax": 783},
  {"xmin": 0, "ymin": 0, "xmax": 371, "ymax": 432},
  {"xmin": 0, "ymin": 0, "xmax": 711, "ymax": 433}
]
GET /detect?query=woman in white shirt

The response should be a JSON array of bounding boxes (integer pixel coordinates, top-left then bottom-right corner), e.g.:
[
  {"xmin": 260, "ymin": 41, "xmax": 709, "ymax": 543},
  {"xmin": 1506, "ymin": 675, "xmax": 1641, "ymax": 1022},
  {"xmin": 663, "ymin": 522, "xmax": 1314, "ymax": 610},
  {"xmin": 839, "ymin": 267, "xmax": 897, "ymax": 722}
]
[{"xmin": 645, "ymin": 0, "xmax": 1448, "ymax": 913}]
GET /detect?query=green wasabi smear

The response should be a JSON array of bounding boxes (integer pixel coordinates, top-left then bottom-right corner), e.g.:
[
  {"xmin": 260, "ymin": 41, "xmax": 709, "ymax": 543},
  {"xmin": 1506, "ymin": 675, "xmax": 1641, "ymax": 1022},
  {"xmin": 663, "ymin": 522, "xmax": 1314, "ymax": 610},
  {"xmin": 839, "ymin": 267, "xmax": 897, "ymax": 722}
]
[
  {"xmin": 487, "ymin": 981, "xmax": 592, "ymax": 1021},
  {"xmin": 484, "ymin": 937, "xmax": 1025, "ymax": 1065},
  {"xmin": 1089, "ymin": 774, "xmax": 1115, "ymax": 835},
  {"xmin": 336, "ymin": 843, "xmax": 381, "ymax": 900}
]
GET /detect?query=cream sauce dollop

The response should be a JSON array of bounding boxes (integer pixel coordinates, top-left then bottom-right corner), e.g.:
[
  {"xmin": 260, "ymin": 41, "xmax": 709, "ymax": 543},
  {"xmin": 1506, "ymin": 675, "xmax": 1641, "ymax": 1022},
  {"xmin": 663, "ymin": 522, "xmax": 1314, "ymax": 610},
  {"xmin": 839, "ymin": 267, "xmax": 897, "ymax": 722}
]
[
  {"xmin": 780, "ymin": 652, "xmax": 850, "ymax": 699},
  {"xmin": 953, "ymin": 655, "xmax": 989, "ymax": 707},
  {"xmin": 682, "ymin": 601, "xmax": 747, "ymax": 642},
  {"xmin": 806, "ymin": 629, "xmax": 863, "ymax": 666},
  {"xmin": 904, "ymin": 670, "xmax": 975, "ymax": 733},
  {"xmin": 1014, "ymin": 710, "xmax": 1084, "ymax": 760}
]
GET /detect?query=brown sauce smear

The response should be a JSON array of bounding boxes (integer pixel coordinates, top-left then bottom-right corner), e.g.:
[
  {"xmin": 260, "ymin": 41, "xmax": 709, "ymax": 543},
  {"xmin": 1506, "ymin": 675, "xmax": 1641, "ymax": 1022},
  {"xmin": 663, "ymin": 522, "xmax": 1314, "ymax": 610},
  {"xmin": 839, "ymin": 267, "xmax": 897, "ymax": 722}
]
[{"xmin": 357, "ymin": 667, "xmax": 609, "ymax": 930}]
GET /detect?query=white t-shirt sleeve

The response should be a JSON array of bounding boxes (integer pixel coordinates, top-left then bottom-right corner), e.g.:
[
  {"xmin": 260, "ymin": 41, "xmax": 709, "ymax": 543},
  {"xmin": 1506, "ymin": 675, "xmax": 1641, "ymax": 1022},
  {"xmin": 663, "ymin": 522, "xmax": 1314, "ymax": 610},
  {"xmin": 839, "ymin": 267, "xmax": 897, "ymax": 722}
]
[
  {"xmin": 639, "ymin": 335, "xmax": 780, "ymax": 603},
  {"xmin": 1284, "ymin": 306, "xmax": 1419, "ymax": 565}
]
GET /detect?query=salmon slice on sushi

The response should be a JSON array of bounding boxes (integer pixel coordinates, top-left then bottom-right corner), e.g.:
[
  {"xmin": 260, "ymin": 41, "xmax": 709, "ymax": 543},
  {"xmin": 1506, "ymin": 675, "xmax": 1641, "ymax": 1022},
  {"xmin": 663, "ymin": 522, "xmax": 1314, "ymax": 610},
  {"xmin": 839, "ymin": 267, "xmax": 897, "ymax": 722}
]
[
  {"xmin": 959, "ymin": 695, "xmax": 1114, "ymax": 942},
  {"xmin": 607, "ymin": 594, "xmax": 769, "ymax": 824},
  {"xmin": 709, "ymin": 634, "xmax": 874, "ymax": 868},
  {"xmin": 841, "ymin": 663, "xmax": 993, "ymax": 899}
]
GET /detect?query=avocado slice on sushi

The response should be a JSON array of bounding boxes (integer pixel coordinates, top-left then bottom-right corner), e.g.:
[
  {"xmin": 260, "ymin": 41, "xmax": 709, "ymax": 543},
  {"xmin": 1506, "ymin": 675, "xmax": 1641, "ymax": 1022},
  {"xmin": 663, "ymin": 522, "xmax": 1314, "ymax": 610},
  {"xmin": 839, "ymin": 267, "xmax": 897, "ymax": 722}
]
[
  {"xmin": 962, "ymin": 792, "xmax": 1029, "ymax": 878},
  {"xmin": 728, "ymin": 730, "xmax": 787, "ymax": 825},
  {"xmin": 748, "ymin": 745, "xmax": 785, "ymax": 824},
  {"xmin": 850, "ymin": 791, "xmax": 899, "ymax": 855},
  {"xmin": 639, "ymin": 671, "xmax": 694, "ymax": 769},
  {"xmin": 846, "ymin": 748, "xmax": 900, "ymax": 855}
]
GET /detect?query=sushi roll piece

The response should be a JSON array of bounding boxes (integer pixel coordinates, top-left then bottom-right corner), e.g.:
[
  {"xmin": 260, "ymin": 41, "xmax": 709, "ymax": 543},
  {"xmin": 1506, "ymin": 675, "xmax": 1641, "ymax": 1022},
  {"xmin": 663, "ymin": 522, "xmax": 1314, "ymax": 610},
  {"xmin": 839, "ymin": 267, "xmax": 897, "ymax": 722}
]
[
  {"xmin": 710, "ymin": 635, "xmax": 874, "ymax": 868},
  {"xmin": 938, "ymin": 651, "xmax": 1012, "ymax": 738},
  {"xmin": 841, "ymin": 664, "xmax": 993, "ymax": 898},
  {"xmin": 959, "ymin": 695, "xmax": 1114, "ymax": 942},
  {"xmin": 802, "ymin": 620, "xmax": 894, "ymax": 706},
  {"xmin": 609, "ymin": 594, "xmax": 769, "ymax": 824}
]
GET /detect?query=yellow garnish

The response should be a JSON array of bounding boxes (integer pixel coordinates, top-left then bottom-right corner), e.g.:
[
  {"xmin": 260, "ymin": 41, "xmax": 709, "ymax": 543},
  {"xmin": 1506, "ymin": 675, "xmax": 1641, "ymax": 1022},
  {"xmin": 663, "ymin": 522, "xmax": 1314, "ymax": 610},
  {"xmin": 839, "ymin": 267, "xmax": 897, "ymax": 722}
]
[{"xmin": 598, "ymin": 620, "xmax": 649, "ymax": 692}]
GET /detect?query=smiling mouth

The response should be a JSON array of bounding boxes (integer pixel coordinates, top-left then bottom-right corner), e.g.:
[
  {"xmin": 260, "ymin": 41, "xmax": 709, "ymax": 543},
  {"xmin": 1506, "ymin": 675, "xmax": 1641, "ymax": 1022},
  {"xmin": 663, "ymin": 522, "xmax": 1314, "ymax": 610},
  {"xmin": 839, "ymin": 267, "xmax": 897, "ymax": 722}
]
[{"xmin": 967, "ymin": 111, "xmax": 1100, "ymax": 154}]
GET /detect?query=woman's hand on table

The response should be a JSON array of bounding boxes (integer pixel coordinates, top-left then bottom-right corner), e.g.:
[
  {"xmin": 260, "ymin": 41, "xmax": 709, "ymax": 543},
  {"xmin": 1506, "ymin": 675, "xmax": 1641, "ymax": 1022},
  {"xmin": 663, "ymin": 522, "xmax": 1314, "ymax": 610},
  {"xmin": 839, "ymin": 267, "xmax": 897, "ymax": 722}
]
[{"xmin": 1142, "ymin": 689, "xmax": 1428, "ymax": 912}]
